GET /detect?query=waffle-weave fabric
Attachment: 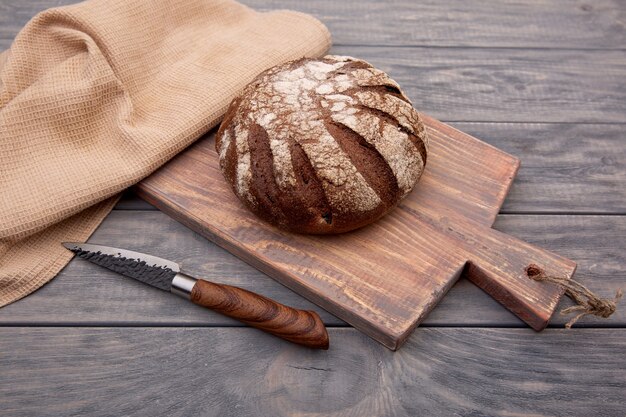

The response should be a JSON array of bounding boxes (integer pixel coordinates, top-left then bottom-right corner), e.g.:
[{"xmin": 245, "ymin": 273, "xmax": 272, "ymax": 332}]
[{"xmin": 0, "ymin": 0, "xmax": 331, "ymax": 306}]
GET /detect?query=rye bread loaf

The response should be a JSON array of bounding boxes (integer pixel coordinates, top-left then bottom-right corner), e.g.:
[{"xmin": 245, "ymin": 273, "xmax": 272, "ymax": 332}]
[{"xmin": 215, "ymin": 55, "xmax": 428, "ymax": 234}]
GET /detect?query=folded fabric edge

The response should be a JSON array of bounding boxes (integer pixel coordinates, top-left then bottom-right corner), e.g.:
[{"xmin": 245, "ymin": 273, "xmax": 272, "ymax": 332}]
[
  {"xmin": 0, "ymin": 49, "xmax": 7, "ymax": 76},
  {"xmin": 274, "ymin": 10, "xmax": 333, "ymax": 51},
  {"xmin": 0, "ymin": 195, "xmax": 120, "ymax": 308}
]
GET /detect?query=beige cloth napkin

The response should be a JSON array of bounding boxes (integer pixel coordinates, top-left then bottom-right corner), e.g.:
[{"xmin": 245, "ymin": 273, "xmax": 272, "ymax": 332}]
[{"xmin": 0, "ymin": 0, "xmax": 331, "ymax": 307}]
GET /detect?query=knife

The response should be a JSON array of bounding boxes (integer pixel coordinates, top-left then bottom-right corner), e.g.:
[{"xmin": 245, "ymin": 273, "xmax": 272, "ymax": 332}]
[{"xmin": 63, "ymin": 242, "xmax": 329, "ymax": 349}]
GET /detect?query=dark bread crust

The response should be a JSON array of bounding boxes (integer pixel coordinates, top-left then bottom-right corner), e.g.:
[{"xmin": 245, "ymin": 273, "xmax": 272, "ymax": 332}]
[{"xmin": 216, "ymin": 55, "xmax": 428, "ymax": 234}]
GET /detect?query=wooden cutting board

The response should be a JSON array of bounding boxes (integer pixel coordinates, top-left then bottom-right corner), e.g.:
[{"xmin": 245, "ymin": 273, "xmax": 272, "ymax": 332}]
[{"xmin": 137, "ymin": 114, "xmax": 576, "ymax": 350}]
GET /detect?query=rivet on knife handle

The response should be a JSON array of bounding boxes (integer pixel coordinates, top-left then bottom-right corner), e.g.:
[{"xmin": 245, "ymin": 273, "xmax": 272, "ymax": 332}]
[{"xmin": 174, "ymin": 273, "xmax": 329, "ymax": 349}]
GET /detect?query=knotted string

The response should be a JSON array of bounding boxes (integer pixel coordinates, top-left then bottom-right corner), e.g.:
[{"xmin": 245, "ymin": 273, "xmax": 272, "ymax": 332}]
[{"xmin": 526, "ymin": 264, "xmax": 622, "ymax": 328}]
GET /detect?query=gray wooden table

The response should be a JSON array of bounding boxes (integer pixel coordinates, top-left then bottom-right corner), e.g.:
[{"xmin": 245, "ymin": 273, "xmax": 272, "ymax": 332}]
[{"xmin": 1, "ymin": 1, "xmax": 625, "ymax": 416}]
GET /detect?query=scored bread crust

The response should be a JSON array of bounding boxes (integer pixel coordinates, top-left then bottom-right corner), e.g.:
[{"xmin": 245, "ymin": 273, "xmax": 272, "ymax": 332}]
[{"xmin": 216, "ymin": 55, "xmax": 428, "ymax": 234}]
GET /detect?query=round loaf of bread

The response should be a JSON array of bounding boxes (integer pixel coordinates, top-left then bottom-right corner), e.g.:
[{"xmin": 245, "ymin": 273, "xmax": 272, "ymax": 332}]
[{"xmin": 215, "ymin": 55, "xmax": 428, "ymax": 234}]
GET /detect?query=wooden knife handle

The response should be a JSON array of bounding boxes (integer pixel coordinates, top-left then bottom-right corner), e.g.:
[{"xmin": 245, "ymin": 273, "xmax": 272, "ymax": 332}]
[{"xmin": 190, "ymin": 279, "xmax": 329, "ymax": 349}]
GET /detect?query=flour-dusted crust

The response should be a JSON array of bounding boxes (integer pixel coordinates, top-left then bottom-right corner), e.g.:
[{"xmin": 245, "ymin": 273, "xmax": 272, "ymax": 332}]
[{"xmin": 216, "ymin": 55, "xmax": 429, "ymax": 234}]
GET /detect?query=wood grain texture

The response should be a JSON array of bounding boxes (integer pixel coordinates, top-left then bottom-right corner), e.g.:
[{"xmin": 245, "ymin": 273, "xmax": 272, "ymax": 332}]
[
  {"xmin": 331, "ymin": 46, "xmax": 626, "ymax": 123},
  {"xmin": 1, "ymin": 327, "xmax": 624, "ymax": 417},
  {"xmin": 190, "ymin": 279, "xmax": 329, "ymax": 349},
  {"xmin": 244, "ymin": 0, "xmax": 626, "ymax": 49},
  {"xmin": 458, "ymin": 122, "xmax": 626, "ymax": 214},
  {"xmin": 137, "ymin": 118, "xmax": 578, "ymax": 349},
  {"xmin": 115, "ymin": 122, "xmax": 626, "ymax": 214},
  {"xmin": 2, "ymin": 0, "xmax": 625, "ymax": 49},
  {"xmin": 1, "ymin": 212, "xmax": 623, "ymax": 328}
]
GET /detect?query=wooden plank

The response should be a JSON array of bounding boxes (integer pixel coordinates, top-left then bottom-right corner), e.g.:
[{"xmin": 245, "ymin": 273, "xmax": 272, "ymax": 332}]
[
  {"xmin": 115, "ymin": 122, "xmax": 626, "ymax": 214},
  {"xmin": 1, "ymin": 327, "xmax": 624, "ymax": 416},
  {"xmin": 456, "ymin": 122, "xmax": 626, "ymax": 214},
  {"xmin": 1, "ymin": 211, "xmax": 622, "ymax": 328},
  {"xmin": 244, "ymin": 0, "xmax": 626, "ymax": 49},
  {"xmin": 330, "ymin": 46, "xmax": 626, "ymax": 123},
  {"xmin": 2, "ymin": 0, "xmax": 626, "ymax": 49}
]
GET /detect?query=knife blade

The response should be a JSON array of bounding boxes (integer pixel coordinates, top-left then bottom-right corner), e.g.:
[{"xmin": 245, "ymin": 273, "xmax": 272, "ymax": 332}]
[{"xmin": 63, "ymin": 242, "xmax": 329, "ymax": 349}]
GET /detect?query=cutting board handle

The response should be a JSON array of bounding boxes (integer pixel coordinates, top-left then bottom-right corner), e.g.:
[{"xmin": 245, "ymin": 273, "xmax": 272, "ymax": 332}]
[
  {"xmin": 190, "ymin": 279, "xmax": 329, "ymax": 349},
  {"xmin": 460, "ymin": 224, "xmax": 577, "ymax": 330}
]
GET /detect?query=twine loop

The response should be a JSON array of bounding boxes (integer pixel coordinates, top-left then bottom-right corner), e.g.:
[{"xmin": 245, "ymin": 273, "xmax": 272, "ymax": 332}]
[{"xmin": 526, "ymin": 264, "xmax": 622, "ymax": 328}]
